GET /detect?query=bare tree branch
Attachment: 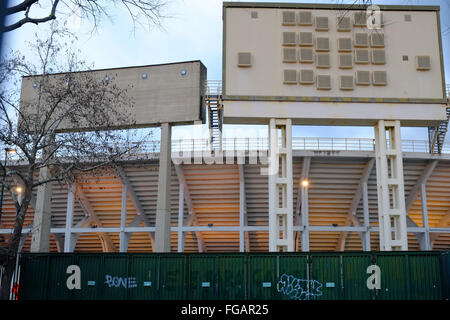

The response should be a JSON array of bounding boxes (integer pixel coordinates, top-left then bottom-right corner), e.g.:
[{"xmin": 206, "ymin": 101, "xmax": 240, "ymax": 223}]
[{"xmin": 2, "ymin": 0, "xmax": 169, "ymax": 32}]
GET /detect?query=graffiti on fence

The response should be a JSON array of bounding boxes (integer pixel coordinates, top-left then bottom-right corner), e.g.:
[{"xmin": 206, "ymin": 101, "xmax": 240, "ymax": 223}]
[
  {"xmin": 104, "ymin": 274, "xmax": 137, "ymax": 289},
  {"xmin": 276, "ymin": 274, "xmax": 323, "ymax": 300}
]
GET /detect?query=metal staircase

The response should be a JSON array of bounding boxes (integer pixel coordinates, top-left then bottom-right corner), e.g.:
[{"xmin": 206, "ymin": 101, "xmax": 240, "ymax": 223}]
[
  {"xmin": 428, "ymin": 84, "xmax": 450, "ymax": 154},
  {"xmin": 205, "ymin": 81, "xmax": 223, "ymax": 151}
]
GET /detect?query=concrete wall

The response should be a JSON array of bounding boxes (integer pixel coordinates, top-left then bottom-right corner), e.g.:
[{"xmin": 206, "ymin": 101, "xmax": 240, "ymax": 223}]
[
  {"xmin": 222, "ymin": 4, "xmax": 446, "ymax": 125},
  {"xmin": 20, "ymin": 61, "xmax": 206, "ymax": 131}
]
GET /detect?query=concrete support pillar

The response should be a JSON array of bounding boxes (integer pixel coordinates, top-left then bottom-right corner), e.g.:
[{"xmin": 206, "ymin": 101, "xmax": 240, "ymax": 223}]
[
  {"xmin": 64, "ymin": 186, "xmax": 75, "ymax": 252},
  {"xmin": 268, "ymin": 119, "xmax": 293, "ymax": 252},
  {"xmin": 120, "ymin": 186, "xmax": 128, "ymax": 252},
  {"xmin": 177, "ymin": 183, "xmax": 185, "ymax": 253},
  {"xmin": 362, "ymin": 182, "xmax": 371, "ymax": 251},
  {"xmin": 420, "ymin": 183, "xmax": 431, "ymax": 250},
  {"xmin": 155, "ymin": 123, "xmax": 172, "ymax": 252},
  {"xmin": 374, "ymin": 120, "xmax": 408, "ymax": 251},
  {"xmin": 30, "ymin": 166, "xmax": 53, "ymax": 252}
]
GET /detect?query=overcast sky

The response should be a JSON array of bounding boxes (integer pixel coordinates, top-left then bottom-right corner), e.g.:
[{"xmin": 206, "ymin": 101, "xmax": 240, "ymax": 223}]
[{"xmin": 3, "ymin": 0, "xmax": 450, "ymax": 143}]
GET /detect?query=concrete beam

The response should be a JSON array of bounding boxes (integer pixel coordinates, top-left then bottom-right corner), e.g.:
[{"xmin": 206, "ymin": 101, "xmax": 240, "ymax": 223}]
[
  {"xmin": 73, "ymin": 183, "xmax": 116, "ymax": 252},
  {"xmin": 116, "ymin": 165, "xmax": 155, "ymax": 249},
  {"xmin": 337, "ymin": 159, "xmax": 374, "ymax": 251},
  {"xmin": 238, "ymin": 164, "xmax": 250, "ymax": 252},
  {"xmin": 430, "ymin": 210, "xmax": 450, "ymax": 248},
  {"xmin": 174, "ymin": 164, "xmax": 206, "ymax": 252}
]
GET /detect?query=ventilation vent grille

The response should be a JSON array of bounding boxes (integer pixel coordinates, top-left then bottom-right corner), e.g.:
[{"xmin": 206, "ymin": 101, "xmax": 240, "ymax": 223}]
[
  {"xmin": 299, "ymin": 48, "xmax": 314, "ymax": 63},
  {"xmin": 283, "ymin": 48, "xmax": 297, "ymax": 63},
  {"xmin": 372, "ymin": 50, "xmax": 386, "ymax": 64},
  {"xmin": 370, "ymin": 33, "xmax": 385, "ymax": 47},
  {"xmin": 238, "ymin": 52, "xmax": 251, "ymax": 67},
  {"xmin": 355, "ymin": 50, "xmax": 369, "ymax": 64},
  {"xmin": 354, "ymin": 11, "xmax": 367, "ymax": 27},
  {"xmin": 316, "ymin": 37, "xmax": 330, "ymax": 52},
  {"xmin": 284, "ymin": 70, "xmax": 297, "ymax": 84},
  {"xmin": 356, "ymin": 71, "xmax": 370, "ymax": 85},
  {"xmin": 299, "ymin": 32, "xmax": 313, "ymax": 46},
  {"xmin": 299, "ymin": 11, "xmax": 313, "ymax": 25},
  {"xmin": 282, "ymin": 11, "xmax": 296, "ymax": 25},
  {"xmin": 283, "ymin": 32, "xmax": 297, "ymax": 46},
  {"xmin": 339, "ymin": 54, "xmax": 353, "ymax": 69},
  {"xmin": 416, "ymin": 56, "xmax": 431, "ymax": 70},
  {"xmin": 340, "ymin": 75, "xmax": 354, "ymax": 90},
  {"xmin": 317, "ymin": 75, "xmax": 331, "ymax": 90},
  {"xmin": 354, "ymin": 33, "xmax": 369, "ymax": 47},
  {"xmin": 337, "ymin": 16, "xmax": 351, "ymax": 31},
  {"xmin": 315, "ymin": 16, "xmax": 329, "ymax": 31},
  {"xmin": 316, "ymin": 54, "xmax": 330, "ymax": 68},
  {"xmin": 372, "ymin": 71, "xmax": 387, "ymax": 85},
  {"xmin": 338, "ymin": 38, "xmax": 352, "ymax": 52},
  {"xmin": 299, "ymin": 70, "xmax": 314, "ymax": 84}
]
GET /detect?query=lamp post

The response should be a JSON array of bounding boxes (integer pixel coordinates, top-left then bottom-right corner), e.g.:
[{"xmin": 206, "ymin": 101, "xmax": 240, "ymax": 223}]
[{"xmin": 0, "ymin": 148, "xmax": 16, "ymax": 223}]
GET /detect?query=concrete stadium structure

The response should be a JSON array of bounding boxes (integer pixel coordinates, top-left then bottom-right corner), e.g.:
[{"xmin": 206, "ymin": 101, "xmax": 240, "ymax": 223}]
[{"xmin": 0, "ymin": 2, "xmax": 450, "ymax": 254}]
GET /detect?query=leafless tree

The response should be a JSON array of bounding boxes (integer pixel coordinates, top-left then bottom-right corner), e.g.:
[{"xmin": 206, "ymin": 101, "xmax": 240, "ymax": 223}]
[
  {"xmin": 0, "ymin": 23, "xmax": 151, "ymax": 300},
  {"xmin": 2, "ymin": 0, "xmax": 169, "ymax": 32}
]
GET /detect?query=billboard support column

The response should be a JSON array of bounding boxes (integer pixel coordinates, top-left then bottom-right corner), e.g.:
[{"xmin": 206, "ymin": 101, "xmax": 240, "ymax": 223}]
[
  {"xmin": 374, "ymin": 120, "xmax": 408, "ymax": 251},
  {"xmin": 268, "ymin": 119, "xmax": 293, "ymax": 252},
  {"xmin": 155, "ymin": 122, "xmax": 172, "ymax": 252}
]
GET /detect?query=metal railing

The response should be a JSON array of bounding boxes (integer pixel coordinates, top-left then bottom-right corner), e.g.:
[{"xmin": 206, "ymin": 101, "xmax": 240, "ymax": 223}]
[
  {"xmin": 205, "ymin": 80, "xmax": 222, "ymax": 96},
  {"xmin": 136, "ymin": 137, "xmax": 450, "ymax": 154},
  {"xmin": 3, "ymin": 137, "xmax": 449, "ymax": 162}
]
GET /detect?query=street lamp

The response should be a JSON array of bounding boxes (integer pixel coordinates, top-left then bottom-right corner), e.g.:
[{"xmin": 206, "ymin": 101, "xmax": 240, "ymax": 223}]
[
  {"xmin": 0, "ymin": 147, "xmax": 17, "ymax": 223},
  {"xmin": 301, "ymin": 179, "xmax": 310, "ymax": 188}
]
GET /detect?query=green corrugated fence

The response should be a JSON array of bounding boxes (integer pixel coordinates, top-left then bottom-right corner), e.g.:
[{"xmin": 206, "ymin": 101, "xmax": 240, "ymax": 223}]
[{"xmin": 17, "ymin": 251, "xmax": 450, "ymax": 300}]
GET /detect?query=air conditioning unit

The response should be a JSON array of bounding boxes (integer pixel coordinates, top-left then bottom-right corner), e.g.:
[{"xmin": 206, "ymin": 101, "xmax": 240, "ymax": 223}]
[
  {"xmin": 238, "ymin": 52, "xmax": 252, "ymax": 67},
  {"xmin": 338, "ymin": 38, "xmax": 352, "ymax": 52},
  {"xmin": 316, "ymin": 37, "xmax": 330, "ymax": 52},
  {"xmin": 372, "ymin": 71, "xmax": 387, "ymax": 86},
  {"xmin": 298, "ymin": 11, "xmax": 313, "ymax": 25},
  {"xmin": 316, "ymin": 75, "xmax": 331, "ymax": 90},
  {"xmin": 370, "ymin": 33, "xmax": 385, "ymax": 47},
  {"xmin": 284, "ymin": 69, "xmax": 298, "ymax": 84},
  {"xmin": 354, "ymin": 33, "xmax": 369, "ymax": 47},
  {"xmin": 340, "ymin": 75, "xmax": 354, "ymax": 90},
  {"xmin": 355, "ymin": 71, "xmax": 370, "ymax": 85},
  {"xmin": 316, "ymin": 53, "xmax": 330, "ymax": 68},
  {"xmin": 315, "ymin": 16, "xmax": 329, "ymax": 31},
  {"xmin": 299, "ymin": 48, "xmax": 314, "ymax": 63},
  {"xmin": 371, "ymin": 50, "xmax": 386, "ymax": 65},
  {"xmin": 299, "ymin": 32, "xmax": 313, "ymax": 46},
  {"xmin": 339, "ymin": 54, "xmax": 353, "ymax": 69},
  {"xmin": 355, "ymin": 50, "xmax": 369, "ymax": 64},
  {"xmin": 299, "ymin": 69, "xmax": 314, "ymax": 84},
  {"xmin": 416, "ymin": 55, "xmax": 431, "ymax": 70},
  {"xmin": 282, "ymin": 11, "xmax": 296, "ymax": 26},
  {"xmin": 337, "ymin": 16, "xmax": 351, "ymax": 31},
  {"xmin": 283, "ymin": 32, "xmax": 297, "ymax": 46},
  {"xmin": 283, "ymin": 48, "xmax": 297, "ymax": 63},
  {"xmin": 354, "ymin": 11, "xmax": 367, "ymax": 27}
]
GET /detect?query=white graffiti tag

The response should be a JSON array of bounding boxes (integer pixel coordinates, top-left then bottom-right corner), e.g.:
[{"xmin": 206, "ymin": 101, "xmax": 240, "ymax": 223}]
[
  {"xmin": 276, "ymin": 274, "xmax": 323, "ymax": 300},
  {"xmin": 104, "ymin": 275, "xmax": 137, "ymax": 288}
]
